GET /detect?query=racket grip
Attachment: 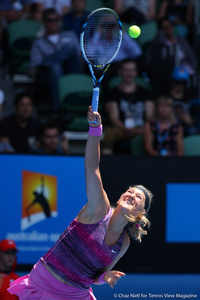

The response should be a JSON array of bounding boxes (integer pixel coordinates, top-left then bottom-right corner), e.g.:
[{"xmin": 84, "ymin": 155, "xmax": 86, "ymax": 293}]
[
  {"xmin": 92, "ymin": 87, "xmax": 99, "ymax": 112},
  {"xmin": 90, "ymin": 87, "xmax": 99, "ymax": 124}
]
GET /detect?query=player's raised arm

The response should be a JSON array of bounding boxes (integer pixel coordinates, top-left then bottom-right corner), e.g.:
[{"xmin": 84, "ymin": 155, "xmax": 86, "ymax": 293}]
[{"xmin": 82, "ymin": 107, "xmax": 110, "ymax": 220}]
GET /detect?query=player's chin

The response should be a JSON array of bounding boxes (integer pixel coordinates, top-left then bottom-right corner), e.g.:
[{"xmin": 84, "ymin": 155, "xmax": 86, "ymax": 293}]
[{"xmin": 120, "ymin": 202, "xmax": 135, "ymax": 214}]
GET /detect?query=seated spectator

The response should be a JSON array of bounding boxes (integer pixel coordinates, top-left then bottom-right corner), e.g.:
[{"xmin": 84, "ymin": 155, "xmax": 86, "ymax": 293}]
[
  {"xmin": 158, "ymin": 0, "xmax": 194, "ymax": 38},
  {"xmin": 0, "ymin": 0, "xmax": 31, "ymax": 62},
  {"xmin": 30, "ymin": 8, "xmax": 82, "ymax": 109},
  {"xmin": 0, "ymin": 92, "xmax": 40, "ymax": 153},
  {"xmin": 0, "ymin": 89, "xmax": 15, "ymax": 152},
  {"xmin": 113, "ymin": 0, "xmax": 156, "ymax": 25},
  {"xmin": 33, "ymin": 120, "xmax": 70, "ymax": 154},
  {"xmin": 103, "ymin": 59, "xmax": 154, "ymax": 154},
  {"xmin": 103, "ymin": 31, "xmax": 142, "ymax": 93},
  {"xmin": 0, "ymin": 0, "xmax": 30, "ymax": 22},
  {"xmin": 149, "ymin": 17, "xmax": 197, "ymax": 96},
  {"xmin": 153, "ymin": 18, "xmax": 196, "ymax": 75},
  {"xmin": 0, "ymin": 239, "xmax": 19, "ymax": 300},
  {"xmin": 114, "ymin": 32, "xmax": 142, "ymax": 63},
  {"xmin": 26, "ymin": 3, "xmax": 43, "ymax": 22},
  {"xmin": 62, "ymin": 0, "xmax": 89, "ymax": 39},
  {"xmin": 168, "ymin": 65, "xmax": 200, "ymax": 136},
  {"xmin": 32, "ymin": 0, "xmax": 71, "ymax": 19},
  {"xmin": 143, "ymin": 95, "xmax": 184, "ymax": 156}
]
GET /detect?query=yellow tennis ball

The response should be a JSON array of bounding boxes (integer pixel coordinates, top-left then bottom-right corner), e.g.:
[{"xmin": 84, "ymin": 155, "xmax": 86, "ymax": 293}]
[{"xmin": 128, "ymin": 25, "xmax": 141, "ymax": 38}]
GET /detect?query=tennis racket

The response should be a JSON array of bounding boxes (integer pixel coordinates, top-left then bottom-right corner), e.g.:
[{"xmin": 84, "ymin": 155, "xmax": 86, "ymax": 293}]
[{"xmin": 80, "ymin": 8, "xmax": 122, "ymax": 121}]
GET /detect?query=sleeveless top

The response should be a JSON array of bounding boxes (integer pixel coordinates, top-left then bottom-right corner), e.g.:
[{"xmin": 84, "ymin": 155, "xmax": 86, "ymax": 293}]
[
  {"xmin": 150, "ymin": 120, "xmax": 179, "ymax": 156},
  {"xmin": 42, "ymin": 208, "xmax": 125, "ymax": 290}
]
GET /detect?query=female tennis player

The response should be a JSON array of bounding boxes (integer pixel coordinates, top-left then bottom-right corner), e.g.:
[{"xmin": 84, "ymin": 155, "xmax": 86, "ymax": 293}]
[{"xmin": 8, "ymin": 107, "xmax": 153, "ymax": 300}]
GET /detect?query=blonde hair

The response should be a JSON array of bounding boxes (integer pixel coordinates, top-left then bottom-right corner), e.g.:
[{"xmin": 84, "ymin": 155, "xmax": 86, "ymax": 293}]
[
  {"xmin": 155, "ymin": 95, "xmax": 175, "ymax": 123},
  {"xmin": 124, "ymin": 185, "xmax": 153, "ymax": 243}
]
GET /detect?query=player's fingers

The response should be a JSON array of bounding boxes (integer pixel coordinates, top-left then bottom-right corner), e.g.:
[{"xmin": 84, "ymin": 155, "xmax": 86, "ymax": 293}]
[
  {"xmin": 87, "ymin": 110, "xmax": 95, "ymax": 121},
  {"xmin": 115, "ymin": 271, "xmax": 125, "ymax": 277}
]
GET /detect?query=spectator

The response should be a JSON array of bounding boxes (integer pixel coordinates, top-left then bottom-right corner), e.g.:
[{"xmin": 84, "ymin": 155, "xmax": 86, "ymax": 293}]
[
  {"xmin": 30, "ymin": 8, "xmax": 82, "ymax": 109},
  {"xmin": 158, "ymin": 0, "xmax": 194, "ymax": 38},
  {"xmin": 103, "ymin": 59, "xmax": 154, "ymax": 154},
  {"xmin": 32, "ymin": 120, "xmax": 70, "ymax": 154},
  {"xmin": 0, "ymin": 0, "xmax": 30, "ymax": 22},
  {"xmin": 26, "ymin": 3, "xmax": 43, "ymax": 22},
  {"xmin": 113, "ymin": 0, "xmax": 156, "ymax": 25},
  {"xmin": 154, "ymin": 18, "xmax": 196, "ymax": 74},
  {"xmin": 0, "ymin": 0, "xmax": 31, "ymax": 61},
  {"xmin": 0, "ymin": 239, "xmax": 19, "ymax": 300},
  {"xmin": 114, "ymin": 32, "xmax": 142, "ymax": 63},
  {"xmin": 62, "ymin": 0, "xmax": 89, "ymax": 39},
  {"xmin": 149, "ymin": 17, "xmax": 197, "ymax": 96},
  {"xmin": 31, "ymin": 0, "xmax": 71, "ymax": 19},
  {"xmin": 143, "ymin": 95, "xmax": 184, "ymax": 156},
  {"xmin": 168, "ymin": 65, "xmax": 200, "ymax": 136},
  {"xmin": 103, "ymin": 31, "xmax": 142, "ymax": 93},
  {"xmin": 0, "ymin": 89, "xmax": 15, "ymax": 153},
  {"xmin": 0, "ymin": 92, "xmax": 40, "ymax": 153}
]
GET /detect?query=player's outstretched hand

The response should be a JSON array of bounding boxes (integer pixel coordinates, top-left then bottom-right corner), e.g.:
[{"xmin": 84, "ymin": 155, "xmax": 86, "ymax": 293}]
[
  {"xmin": 87, "ymin": 106, "xmax": 101, "ymax": 127},
  {"xmin": 104, "ymin": 270, "xmax": 125, "ymax": 289}
]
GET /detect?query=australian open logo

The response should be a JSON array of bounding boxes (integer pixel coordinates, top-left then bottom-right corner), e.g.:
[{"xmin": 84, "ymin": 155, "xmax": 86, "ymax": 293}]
[{"xmin": 21, "ymin": 171, "xmax": 58, "ymax": 230}]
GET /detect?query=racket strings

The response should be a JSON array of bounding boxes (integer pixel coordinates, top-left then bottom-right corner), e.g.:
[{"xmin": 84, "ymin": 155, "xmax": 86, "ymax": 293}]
[{"xmin": 83, "ymin": 10, "xmax": 121, "ymax": 65}]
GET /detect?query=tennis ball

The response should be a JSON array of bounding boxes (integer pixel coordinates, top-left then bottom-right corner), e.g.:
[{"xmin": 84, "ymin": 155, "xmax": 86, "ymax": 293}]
[{"xmin": 128, "ymin": 25, "xmax": 141, "ymax": 38}]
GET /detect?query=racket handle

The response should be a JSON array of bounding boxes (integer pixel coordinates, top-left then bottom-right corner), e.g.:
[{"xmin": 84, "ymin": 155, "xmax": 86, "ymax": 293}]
[
  {"xmin": 92, "ymin": 87, "xmax": 99, "ymax": 112},
  {"xmin": 90, "ymin": 87, "xmax": 99, "ymax": 124}
]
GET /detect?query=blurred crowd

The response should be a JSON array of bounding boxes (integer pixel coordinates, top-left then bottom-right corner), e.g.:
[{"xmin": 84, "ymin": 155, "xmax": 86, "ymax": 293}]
[{"xmin": 0, "ymin": 0, "xmax": 200, "ymax": 156}]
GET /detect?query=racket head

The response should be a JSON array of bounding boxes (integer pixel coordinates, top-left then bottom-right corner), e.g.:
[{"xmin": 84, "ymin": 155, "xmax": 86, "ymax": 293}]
[{"xmin": 80, "ymin": 8, "xmax": 122, "ymax": 67}]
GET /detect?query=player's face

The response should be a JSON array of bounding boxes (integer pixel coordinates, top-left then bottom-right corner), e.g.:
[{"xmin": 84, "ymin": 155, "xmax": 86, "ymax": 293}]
[
  {"xmin": 0, "ymin": 250, "xmax": 16, "ymax": 269},
  {"xmin": 120, "ymin": 62, "xmax": 137, "ymax": 84},
  {"xmin": 117, "ymin": 187, "xmax": 145, "ymax": 217},
  {"xmin": 157, "ymin": 101, "xmax": 172, "ymax": 119},
  {"xmin": 42, "ymin": 128, "xmax": 59, "ymax": 151},
  {"xmin": 16, "ymin": 97, "xmax": 33, "ymax": 119}
]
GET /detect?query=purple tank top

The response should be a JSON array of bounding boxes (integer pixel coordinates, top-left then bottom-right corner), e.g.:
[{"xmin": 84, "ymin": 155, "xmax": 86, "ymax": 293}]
[{"xmin": 42, "ymin": 208, "xmax": 125, "ymax": 290}]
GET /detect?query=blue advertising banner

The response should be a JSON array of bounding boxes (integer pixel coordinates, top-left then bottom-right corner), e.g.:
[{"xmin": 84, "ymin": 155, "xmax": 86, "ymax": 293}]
[
  {"xmin": 0, "ymin": 154, "xmax": 86, "ymax": 264},
  {"xmin": 166, "ymin": 183, "xmax": 200, "ymax": 243}
]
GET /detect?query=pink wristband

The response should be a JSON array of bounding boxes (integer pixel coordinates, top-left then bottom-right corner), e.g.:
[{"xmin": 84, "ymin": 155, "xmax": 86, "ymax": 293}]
[
  {"xmin": 98, "ymin": 271, "xmax": 108, "ymax": 284},
  {"xmin": 89, "ymin": 125, "xmax": 103, "ymax": 136}
]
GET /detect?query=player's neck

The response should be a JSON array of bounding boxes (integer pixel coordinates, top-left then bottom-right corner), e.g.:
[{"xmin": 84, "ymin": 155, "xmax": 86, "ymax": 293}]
[{"xmin": 109, "ymin": 208, "xmax": 128, "ymax": 235}]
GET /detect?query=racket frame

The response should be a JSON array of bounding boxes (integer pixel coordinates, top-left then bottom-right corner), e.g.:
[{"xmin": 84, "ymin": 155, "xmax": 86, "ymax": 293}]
[{"xmin": 80, "ymin": 7, "xmax": 122, "ymax": 113}]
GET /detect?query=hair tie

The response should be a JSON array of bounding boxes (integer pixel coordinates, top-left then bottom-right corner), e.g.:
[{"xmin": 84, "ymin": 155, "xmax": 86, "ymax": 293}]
[{"xmin": 135, "ymin": 224, "xmax": 140, "ymax": 228}]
